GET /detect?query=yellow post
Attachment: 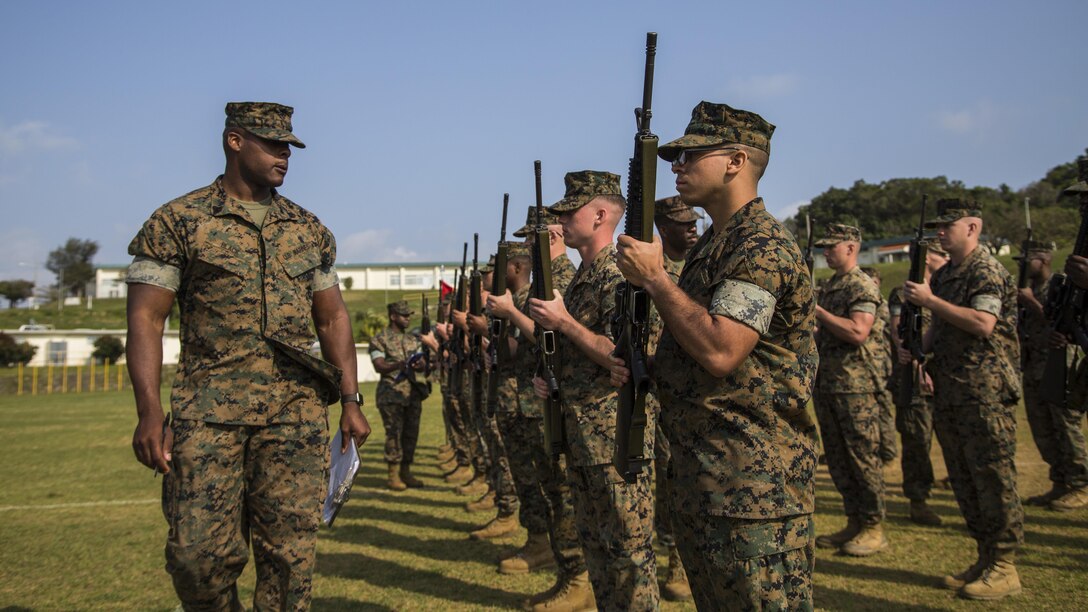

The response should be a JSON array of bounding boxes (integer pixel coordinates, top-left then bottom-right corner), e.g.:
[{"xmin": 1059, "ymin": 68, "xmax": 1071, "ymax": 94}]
[
  {"xmin": 17, "ymin": 362, "xmax": 23, "ymax": 395},
  {"xmin": 62, "ymin": 364, "xmax": 68, "ymax": 393},
  {"xmin": 47, "ymin": 364, "xmax": 54, "ymax": 394},
  {"xmin": 90, "ymin": 360, "xmax": 96, "ymax": 392},
  {"xmin": 76, "ymin": 366, "xmax": 83, "ymax": 393},
  {"xmin": 104, "ymin": 358, "xmax": 110, "ymax": 392},
  {"xmin": 117, "ymin": 362, "xmax": 123, "ymax": 390},
  {"xmin": 32, "ymin": 366, "xmax": 38, "ymax": 396}
]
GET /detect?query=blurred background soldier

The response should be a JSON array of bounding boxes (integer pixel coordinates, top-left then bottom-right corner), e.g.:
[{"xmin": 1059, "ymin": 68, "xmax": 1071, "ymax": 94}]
[
  {"xmin": 371, "ymin": 300, "xmax": 428, "ymax": 491},
  {"xmin": 862, "ymin": 265, "xmax": 899, "ymax": 466}
]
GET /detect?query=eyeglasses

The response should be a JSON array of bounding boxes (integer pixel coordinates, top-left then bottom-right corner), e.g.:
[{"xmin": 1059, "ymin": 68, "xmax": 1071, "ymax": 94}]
[{"xmin": 672, "ymin": 146, "xmax": 740, "ymax": 167}]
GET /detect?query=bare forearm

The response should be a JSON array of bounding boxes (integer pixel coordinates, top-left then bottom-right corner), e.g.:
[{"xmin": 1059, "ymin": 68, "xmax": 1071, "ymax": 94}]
[
  {"xmin": 928, "ymin": 297, "xmax": 996, "ymax": 337},
  {"xmin": 508, "ymin": 308, "xmax": 537, "ymax": 344},
  {"xmin": 127, "ymin": 316, "xmax": 166, "ymax": 416},
  {"xmin": 558, "ymin": 319, "xmax": 616, "ymax": 370},
  {"xmin": 816, "ymin": 310, "xmax": 871, "ymax": 346},
  {"xmin": 643, "ymin": 274, "xmax": 739, "ymax": 374},
  {"xmin": 316, "ymin": 315, "xmax": 359, "ymax": 395}
]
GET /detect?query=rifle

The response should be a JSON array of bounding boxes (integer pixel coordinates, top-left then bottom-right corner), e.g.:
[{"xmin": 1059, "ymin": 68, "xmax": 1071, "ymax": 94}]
[
  {"xmin": 611, "ymin": 31, "xmax": 657, "ymax": 482},
  {"xmin": 1016, "ymin": 198, "xmax": 1033, "ymax": 339},
  {"xmin": 486, "ymin": 194, "xmax": 511, "ymax": 417},
  {"xmin": 1042, "ymin": 159, "xmax": 1088, "ymax": 408},
  {"xmin": 469, "ymin": 234, "xmax": 484, "ymax": 420},
  {"xmin": 532, "ymin": 160, "xmax": 564, "ymax": 460},
  {"xmin": 421, "ymin": 292, "xmax": 433, "ymax": 377},
  {"xmin": 804, "ymin": 213, "xmax": 815, "ymax": 278},
  {"xmin": 895, "ymin": 195, "xmax": 928, "ymax": 408},
  {"xmin": 449, "ymin": 243, "xmax": 468, "ymax": 397},
  {"xmin": 436, "ymin": 290, "xmax": 448, "ymax": 385}
]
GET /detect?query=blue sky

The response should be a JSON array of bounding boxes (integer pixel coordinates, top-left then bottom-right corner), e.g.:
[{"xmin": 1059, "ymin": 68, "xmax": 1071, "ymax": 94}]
[{"xmin": 1, "ymin": 0, "xmax": 1086, "ymax": 282}]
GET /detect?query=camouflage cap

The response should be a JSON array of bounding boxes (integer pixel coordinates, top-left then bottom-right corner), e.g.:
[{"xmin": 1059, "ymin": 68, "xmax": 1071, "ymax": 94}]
[
  {"xmin": 546, "ymin": 170, "xmax": 624, "ymax": 213},
  {"xmin": 1060, "ymin": 158, "xmax": 1088, "ymax": 197},
  {"xmin": 924, "ymin": 198, "xmax": 982, "ymax": 228},
  {"xmin": 1012, "ymin": 239, "xmax": 1056, "ymax": 260},
  {"xmin": 479, "ymin": 255, "xmax": 496, "ymax": 274},
  {"xmin": 921, "ymin": 238, "xmax": 948, "ymax": 257},
  {"xmin": 813, "ymin": 223, "xmax": 862, "ymax": 247},
  {"xmin": 658, "ymin": 101, "xmax": 775, "ymax": 162},
  {"xmin": 225, "ymin": 102, "xmax": 306, "ymax": 148},
  {"xmin": 654, "ymin": 195, "xmax": 702, "ymax": 223},
  {"xmin": 512, "ymin": 206, "xmax": 559, "ymax": 238},
  {"xmin": 505, "ymin": 241, "xmax": 530, "ymax": 259},
  {"xmin": 388, "ymin": 299, "xmax": 413, "ymax": 316}
]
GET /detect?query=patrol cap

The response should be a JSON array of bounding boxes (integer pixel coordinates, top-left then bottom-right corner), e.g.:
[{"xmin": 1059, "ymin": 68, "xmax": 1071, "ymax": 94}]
[
  {"xmin": 480, "ymin": 255, "xmax": 496, "ymax": 274},
  {"xmin": 1060, "ymin": 158, "xmax": 1088, "ymax": 197},
  {"xmin": 658, "ymin": 101, "xmax": 775, "ymax": 162},
  {"xmin": 512, "ymin": 206, "xmax": 559, "ymax": 238},
  {"xmin": 225, "ymin": 102, "xmax": 306, "ymax": 148},
  {"xmin": 813, "ymin": 223, "xmax": 862, "ymax": 247},
  {"xmin": 921, "ymin": 238, "xmax": 948, "ymax": 257},
  {"xmin": 1012, "ymin": 239, "xmax": 1056, "ymax": 260},
  {"xmin": 505, "ymin": 241, "xmax": 530, "ymax": 259},
  {"xmin": 546, "ymin": 171, "xmax": 624, "ymax": 214},
  {"xmin": 387, "ymin": 299, "xmax": 413, "ymax": 316},
  {"xmin": 654, "ymin": 195, "xmax": 702, "ymax": 223},
  {"xmin": 924, "ymin": 198, "xmax": 982, "ymax": 228}
]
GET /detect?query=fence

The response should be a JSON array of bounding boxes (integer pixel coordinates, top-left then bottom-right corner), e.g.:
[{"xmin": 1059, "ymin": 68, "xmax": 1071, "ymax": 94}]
[{"xmin": 13, "ymin": 359, "xmax": 130, "ymax": 395}]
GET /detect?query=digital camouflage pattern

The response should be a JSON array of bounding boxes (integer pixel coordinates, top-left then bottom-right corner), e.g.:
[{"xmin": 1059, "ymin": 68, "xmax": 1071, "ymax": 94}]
[
  {"xmin": 511, "ymin": 205, "xmax": 559, "ymax": 238},
  {"xmin": 163, "ymin": 411, "xmax": 327, "ymax": 611},
  {"xmin": 924, "ymin": 197, "xmax": 982, "ymax": 228},
  {"xmin": 496, "ymin": 410, "xmax": 550, "ymax": 535},
  {"xmin": 654, "ymin": 198, "xmax": 819, "ymax": 521},
  {"xmin": 557, "ymin": 243, "xmax": 655, "ymax": 468},
  {"xmin": 813, "ymin": 391, "xmax": 885, "ymax": 523},
  {"xmin": 816, "ymin": 266, "xmax": 885, "ymax": 394},
  {"xmin": 569, "ymin": 465, "xmax": 658, "ymax": 610},
  {"xmin": 674, "ymin": 513, "xmax": 814, "ymax": 612},
  {"xmin": 387, "ymin": 299, "xmax": 413, "ymax": 316},
  {"xmin": 127, "ymin": 176, "xmax": 341, "ymax": 425},
  {"xmin": 514, "ymin": 254, "xmax": 576, "ymax": 418},
  {"xmin": 873, "ymin": 298, "xmax": 899, "ymax": 461},
  {"xmin": 657, "ymin": 101, "xmax": 775, "ymax": 161},
  {"xmin": 928, "ymin": 244, "xmax": 1023, "ymax": 555},
  {"xmin": 370, "ymin": 325, "xmax": 425, "ymax": 464},
  {"xmin": 813, "ymin": 222, "xmax": 862, "ymax": 247},
  {"xmin": 654, "ymin": 195, "xmax": 701, "ymax": 223},
  {"xmin": 224, "ymin": 101, "xmax": 306, "ymax": 148},
  {"xmin": 546, "ymin": 170, "xmax": 623, "ymax": 213}
]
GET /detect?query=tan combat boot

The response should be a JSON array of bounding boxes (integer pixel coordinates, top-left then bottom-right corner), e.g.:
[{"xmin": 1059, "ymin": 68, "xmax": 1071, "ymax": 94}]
[
  {"xmin": 437, "ymin": 444, "xmax": 454, "ymax": 462},
  {"xmin": 439, "ymin": 457, "xmax": 459, "ymax": 472},
  {"xmin": 841, "ymin": 522, "xmax": 889, "ymax": 557},
  {"xmin": 942, "ymin": 551, "xmax": 989, "ymax": 590},
  {"xmin": 661, "ymin": 545, "xmax": 692, "ymax": 601},
  {"xmin": 499, "ymin": 532, "xmax": 556, "ymax": 574},
  {"xmin": 386, "ymin": 463, "xmax": 408, "ymax": 491},
  {"xmin": 456, "ymin": 475, "xmax": 489, "ymax": 497},
  {"xmin": 466, "ymin": 490, "xmax": 496, "ymax": 513},
  {"xmin": 444, "ymin": 465, "xmax": 474, "ymax": 485},
  {"xmin": 1049, "ymin": 486, "xmax": 1088, "ymax": 512},
  {"xmin": 530, "ymin": 571, "xmax": 595, "ymax": 612},
  {"xmin": 816, "ymin": 517, "xmax": 860, "ymax": 549},
  {"xmin": 470, "ymin": 513, "xmax": 519, "ymax": 540},
  {"xmin": 400, "ymin": 464, "xmax": 425, "ymax": 488},
  {"xmin": 909, "ymin": 500, "xmax": 942, "ymax": 526},
  {"xmin": 1025, "ymin": 484, "xmax": 1066, "ymax": 506},
  {"xmin": 959, "ymin": 551, "xmax": 1021, "ymax": 600}
]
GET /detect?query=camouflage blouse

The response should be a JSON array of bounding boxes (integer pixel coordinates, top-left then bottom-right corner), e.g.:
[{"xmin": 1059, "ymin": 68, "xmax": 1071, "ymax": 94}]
[
  {"xmin": 815, "ymin": 266, "xmax": 885, "ymax": 394},
  {"xmin": 515, "ymin": 254, "xmax": 577, "ymax": 419},
  {"xmin": 370, "ymin": 325, "xmax": 422, "ymax": 403}
]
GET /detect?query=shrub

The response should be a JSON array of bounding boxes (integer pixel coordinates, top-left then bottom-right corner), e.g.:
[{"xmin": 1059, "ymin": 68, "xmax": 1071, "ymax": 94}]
[
  {"xmin": 92, "ymin": 335, "xmax": 125, "ymax": 364},
  {"xmin": 0, "ymin": 332, "xmax": 37, "ymax": 366}
]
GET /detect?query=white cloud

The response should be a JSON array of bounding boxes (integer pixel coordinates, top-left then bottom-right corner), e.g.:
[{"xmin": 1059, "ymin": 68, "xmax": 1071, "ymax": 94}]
[
  {"xmin": 726, "ymin": 74, "xmax": 799, "ymax": 98},
  {"xmin": 936, "ymin": 100, "xmax": 998, "ymax": 135},
  {"xmin": 0, "ymin": 228, "xmax": 48, "ymax": 282},
  {"xmin": 0, "ymin": 120, "xmax": 79, "ymax": 156},
  {"xmin": 339, "ymin": 229, "xmax": 419, "ymax": 262}
]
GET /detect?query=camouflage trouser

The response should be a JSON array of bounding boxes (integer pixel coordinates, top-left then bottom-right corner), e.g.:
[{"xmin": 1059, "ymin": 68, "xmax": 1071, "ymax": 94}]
[
  {"xmin": 932, "ymin": 400, "xmax": 1024, "ymax": 555},
  {"xmin": 814, "ymin": 391, "xmax": 885, "ymax": 524},
  {"xmin": 442, "ymin": 389, "xmax": 473, "ymax": 467},
  {"xmin": 376, "ymin": 394, "xmax": 422, "ymax": 465},
  {"xmin": 672, "ymin": 509, "xmax": 815, "ymax": 612},
  {"xmin": 479, "ymin": 408, "xmax": 518, "ymax": 516},
  {"xmin": 1023, "ymin": 378, "xmax": 1088, "ymax": 489},
  {"xmin": 569, "ymin": 464, "xmax": 659, "ymax": 611},
  {"xmin": 649, "ymin": 393, "xmax": 676, "ymax": 547},
  {"xmin": 461, "ymin": 385, "xmax": 489, "ymax": 475},
  {"xmin": 895, "ymin": 394, "xmax": 937, "ymax": 501},
  {"xmin": 541, "ymin": 450, "xmax": 587, "ymax": 577},
  {"xmin": 877, "ymin": 388, "xmax": 898, "ymax": 462},
  {"xmin": 496, "ymin": 410, "xmax": 550, "ymax": 534},
  {"xmin": 163, "ymin": 418, "xmax": 327, "ymax": 612}
]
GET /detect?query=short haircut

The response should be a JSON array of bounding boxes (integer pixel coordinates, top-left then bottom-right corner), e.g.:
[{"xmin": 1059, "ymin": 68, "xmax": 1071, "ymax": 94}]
[{"xmin": 737, "ymin": 144, "xmax": 769, "ymax": 180}]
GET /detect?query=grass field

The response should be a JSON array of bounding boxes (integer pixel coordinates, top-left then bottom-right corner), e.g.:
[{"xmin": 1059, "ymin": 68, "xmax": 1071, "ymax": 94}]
[{"xmin": 1, "ymin": 386, "xmax": 1086, "ymax": 611}]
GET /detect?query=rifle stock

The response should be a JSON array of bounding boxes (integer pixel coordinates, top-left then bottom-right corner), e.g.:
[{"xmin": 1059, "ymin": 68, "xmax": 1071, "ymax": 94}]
[
  {"xmin": 486, "ymin": 194, "xmax": 511, "ymax": 417},
  {"xmin": 532, "ymin": 161, "xmax": 564, "ymax": 460},
  {"xmin": 896, "ymin": 195, "xmax": 928, "ymax": 408},
  {"xmin": 469, "ymin": 234, "xmax": 484, "ymax": 419}
]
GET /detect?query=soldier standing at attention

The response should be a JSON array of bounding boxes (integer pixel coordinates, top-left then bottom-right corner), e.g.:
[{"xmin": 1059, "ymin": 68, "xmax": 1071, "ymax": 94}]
[
  {"xmin": 530, "ymin": 171, "xmax": 659, "ymax": 611},
  {"xmin": 371, "ymin": 300, "xmax": 428, "ymax": 491},
  {"xmin": 888, "ymin": 241, "xmax": 950, "ymax": 526},
  {"xmin": 126, "ymin": 102, "xmax": 371, "ymax": 611},
  {"xmin": 861, "ymin": 266, "xmax": 899, "ymax": 466},
  {"xmin": 613, "ymin": 101, "xmax": 818, "ymax": 610},
  {"xmin": 812, "ymin": 224, "xmax": 889, "ymax": 557},
  {"xmin": 903, "ymin": 198, "xmax": 1023, "ymax": 600}
]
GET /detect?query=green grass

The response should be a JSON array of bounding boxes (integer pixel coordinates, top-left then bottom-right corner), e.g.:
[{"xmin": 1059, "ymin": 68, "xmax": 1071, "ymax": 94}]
[{"xmin": 1, "ymin": 388, "xmax": 1086, "ymax": 610}]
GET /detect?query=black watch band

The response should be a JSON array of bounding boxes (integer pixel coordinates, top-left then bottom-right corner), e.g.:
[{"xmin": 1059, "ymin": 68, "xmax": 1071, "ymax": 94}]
[{"xmin": 340, "ymin": 392, "xmax": 363, "ymax": 406}]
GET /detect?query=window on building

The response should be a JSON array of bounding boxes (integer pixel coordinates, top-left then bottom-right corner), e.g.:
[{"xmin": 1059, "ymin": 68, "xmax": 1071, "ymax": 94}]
[{"xmin": 47, "ymin": 341, "xmax": 67, "ymax": 365}]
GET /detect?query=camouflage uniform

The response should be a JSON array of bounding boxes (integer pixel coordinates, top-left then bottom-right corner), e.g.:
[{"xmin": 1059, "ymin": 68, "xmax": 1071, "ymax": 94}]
[
  {"xmin": 927, "ymin": 240, "xmax": 1023, "ymax": 558},
  {"xmin": 874, "ymin": 297, "xmax": 899, "ymax": 462},
  {"xmin": 652, "ymin": 253, "xmax": 685, "ymax": 547},
  {"xmin": 815, "ymin": 257, "xmax": 887, "ymax": 526},
  {"xmin": 1018, "ymin": 269, "xmax": 1088, "ymax": 492},
  {"xmin": 125, "ymin": 99, "xmax": 339, "ymax": 612},
  {"xmin": 370, "ymin": 323, "xmax": 425, "ymax": 466},
  {"xmin": 888, "ymin": 288, "xmax": 939, "ymax": 502}
]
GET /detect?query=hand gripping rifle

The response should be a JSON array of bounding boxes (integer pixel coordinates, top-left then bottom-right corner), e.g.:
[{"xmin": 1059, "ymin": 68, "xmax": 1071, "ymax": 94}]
[
  {"xmin": 486, "ymin": 194, "xmax": 511, "ymax": 417},
  {"xmin": 450, "ymin": 243, "xmax": 468, "ymax": 397},
  {"xmin": 532, "ymin": 161, "xmax": 564, "ymax": 460},
  {"xmin": 611, "ymin": 32, "xmax": 657, "ymax": 482},
  {"xmin": 895, "ymin": 195, "xmax": 928, "ymax": 408},
  {"xmin": 420, "ymin": 292, "xmax": 433, "ymax": 386},
  {"xmin": 1042, "ymin": 158, "xmax": 1088, "ymax": 409},
  {"xmin": 469, "ymin": 234, "xmax": 485, "ymax": 419}
]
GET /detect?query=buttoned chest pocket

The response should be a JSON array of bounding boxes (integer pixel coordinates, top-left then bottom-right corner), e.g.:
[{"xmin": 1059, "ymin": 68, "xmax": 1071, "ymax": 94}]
[
  {"xmin": 282, "ymin": 248, "xmax": 322, "ymax": 282},
  {"xmin": 567, "ymin": 284, "xmax": 601, "ymax": 330},
  {"xmin": 190, "ymin": 243, "xmax": 253, "ymax": 303}
]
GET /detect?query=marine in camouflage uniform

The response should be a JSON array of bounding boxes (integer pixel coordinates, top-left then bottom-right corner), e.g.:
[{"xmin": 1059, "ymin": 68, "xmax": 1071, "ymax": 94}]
[
  {"xmin": 862, "ymin": 266, "xmax": 899, "ymax": 464},
  {"xmin": 617, "ymin": 101, "xmax": 819, "ymax": 611},
  {"xmin": 813, "ymin": 224, "xmax": 889, "ymax": 556},
  {"xmin": 1016, "ymin": 240, "xmax": 1088, "ymax": 510},
  {"xmin": 126, "ymin": 102, "xmax": 370, "ymax": 612},
  {"xmin": 905, "ymin": 199, "xmax": 1024, "ymax": 599},
  {"xmin": 531, "ymin": 171, "xmax": 658, "ymax": 611},
  {"xmin": 370, "ymin": 300, "xmax": 427, "ymax": 490}
]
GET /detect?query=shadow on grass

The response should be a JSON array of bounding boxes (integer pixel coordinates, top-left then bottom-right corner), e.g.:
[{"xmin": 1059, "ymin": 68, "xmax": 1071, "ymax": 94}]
[
  {"xmin": 327, "ymin": 522, "xmax": 508, "ymax": 563},
  {"xmin": 318, "ymin": 552, "xmax": 523, "ymax": 608},
  {"xmin": 814, "ymin": 584, "xmax": 948, "ymax": 611},
  {"xmin": 335, "ymin": 504, "xmax": 480, "ymax": 533},
  {"xmin": 1023, "ymin": 528, "xmax": 1088, "ymax": 550},
  {"xmin": 311, "ymin": 597, "xmax": 395, "ymax": 612},
  {"xmin": 362, "ymin": 490, "xmax": 466, "ymax": 509},
  {"xmin": 817, "ymin": 558, "xmax": 939, "ymax": 590}
]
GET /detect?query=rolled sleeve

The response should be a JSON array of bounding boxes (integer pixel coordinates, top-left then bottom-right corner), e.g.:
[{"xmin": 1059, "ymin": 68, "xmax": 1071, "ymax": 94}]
[
  {"xmin": 312, "ymin": 265, "xmax": 339, "ymax": 292},
  {"xmin": 710, "ymin": 279, "xmax": 777, "ymax": 335},
  {"xmin": 970, "ymin": 294, "xmax": 1002, "ymax": 317},
  {"xmin": 849, "ymin": 301, "xmax": 878, "ymax": 315},
  {"xmin": 125, "ymin": 256, "xmax": 181, "ymax": 291}
]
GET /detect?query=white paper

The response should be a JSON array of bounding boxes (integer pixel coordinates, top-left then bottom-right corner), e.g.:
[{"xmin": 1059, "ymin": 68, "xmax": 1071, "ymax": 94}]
[{"xmin": 322, "ymin": 430, "xmax": 361, "ymax": 527}]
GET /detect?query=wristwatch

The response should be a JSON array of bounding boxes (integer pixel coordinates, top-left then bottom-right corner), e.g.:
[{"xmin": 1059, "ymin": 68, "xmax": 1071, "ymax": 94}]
[{"xmin": 340, "ymin": 392, "xmax": 363, "ymax": 406}]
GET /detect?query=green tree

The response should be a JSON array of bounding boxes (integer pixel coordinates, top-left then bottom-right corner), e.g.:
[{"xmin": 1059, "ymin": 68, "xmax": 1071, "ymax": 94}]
[
  {"xmin": 353, "ymin": 309, "xmax": 386, "ymax": 341},
  {"xmin": 0, "ymin": 332, "xmax": 36, "ymax": 366},
  {"xmin": 91, "ymin": 336, "xmax": 125, "ymax": 364},
  {"xmin": 343, "ymin": 276, "xmax": 354, "ymax": 291},
  {"xmin": 46, "ymin": 237, "xmax": 99, "ymax": 298},
  {"xmin": 0, "ymin": 279, "xmax": 35, "ymax": 308}
]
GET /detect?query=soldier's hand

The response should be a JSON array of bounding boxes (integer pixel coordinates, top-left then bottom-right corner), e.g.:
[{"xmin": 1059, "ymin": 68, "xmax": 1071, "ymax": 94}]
[
  {"xmin": 903, "ymin": 280, "xmax": 933, "ymax": 307},
  {"xmin": 451, "ymin": 310, "xmax": 468, "ymax": 330},
  {"xmin": 615, "ymin": 235, "xmax": 666, "ymax": 287},
  {"xmin": 1050, "ymin": 330, "xmax": 1070, "ymax": 349},
  {"xmin": 1016, "ymin": 287, "xmax": 1035, "ymax": 305},
  {"xmin": 466, "ymin": 312, "xmax": 488, "ymax": 335},
  {"xmin": 532, "ymin": 376, "xmax": 549, "ymax": 399},
  {"xmin": 487, "ymin": 290, "xmax": 515, "ymax": 318},
  {"xmin": 608, "ymin": 355, "xmax": 630, "ymax": 387},
  {"xmin": 132, "ymin": 411, "xmax": 172, "ymax": 474},
  {"xmin": 1065, "ymin": 255, "xmax": 1088, "ymax": 289},
  {"xmin": 529, "ymin": 291, "xmax": 570, "ymax": 332},
  {"xmin": 340, "ymin": 402, "xmax": 371, "ymax": 451},
  {"xmin": 897, "ymin": 347, "xmax": 913, "ymax": 365},
  {"xmin": 920, "ymin": 366, "xmax": 934, "ymax": 394}
]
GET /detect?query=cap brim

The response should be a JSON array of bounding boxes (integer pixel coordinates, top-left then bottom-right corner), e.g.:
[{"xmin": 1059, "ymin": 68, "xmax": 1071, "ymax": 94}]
[
  {"xmin": 512, "ymin": 224, "xmax": 531, "ymax": 238},
  {"xmin": 249, "ymin": 127, "xmax": 306, "ymax": 148},
  {"xmin": 1061, "ymin": 181, "xmax": 1088, "ymax": 197},
  {"xmin": 546, "ymin": 196, "xmax": 590, "ymax": 214},
  {"xmin": 813, "ymin": 238, "xmax": 841, "ymax": 247},
  {"xmin": 657, "ymin": 210, "xmax": 701, "ymax": 223},
  {"xmin": 657, "ymin": 134, "xmax": 729, "ymax": 162}
]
